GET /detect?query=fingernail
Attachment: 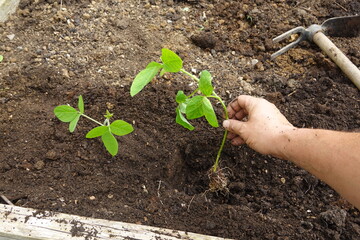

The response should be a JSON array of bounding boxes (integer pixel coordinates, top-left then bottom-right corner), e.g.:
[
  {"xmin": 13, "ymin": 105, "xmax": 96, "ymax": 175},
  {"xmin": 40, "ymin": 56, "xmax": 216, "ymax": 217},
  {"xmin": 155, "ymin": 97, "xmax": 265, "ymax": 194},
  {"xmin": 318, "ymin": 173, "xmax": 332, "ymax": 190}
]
[{"xmin": 223, "ymin": 120, "xmax": 229, "ymax": 129}]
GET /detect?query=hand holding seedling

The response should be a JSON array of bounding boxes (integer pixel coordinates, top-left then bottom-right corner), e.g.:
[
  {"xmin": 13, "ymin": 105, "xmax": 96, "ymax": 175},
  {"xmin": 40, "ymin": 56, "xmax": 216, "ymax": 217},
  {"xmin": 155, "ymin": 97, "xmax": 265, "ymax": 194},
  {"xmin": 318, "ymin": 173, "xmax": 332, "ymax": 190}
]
[
  {"xmin": 224, "ymin": 95, "xmax": 294, "ymax": 158},
  {"xmin": 223, "ymin": 95, "xmax": 360, "ymax": 210},
  {"xmin": 54, "ymin": 96, "xmax": 134, "ymax": 156},
  {"xmin": 131, "ymin": 49, "xmax": 229, "ymax": 191}
]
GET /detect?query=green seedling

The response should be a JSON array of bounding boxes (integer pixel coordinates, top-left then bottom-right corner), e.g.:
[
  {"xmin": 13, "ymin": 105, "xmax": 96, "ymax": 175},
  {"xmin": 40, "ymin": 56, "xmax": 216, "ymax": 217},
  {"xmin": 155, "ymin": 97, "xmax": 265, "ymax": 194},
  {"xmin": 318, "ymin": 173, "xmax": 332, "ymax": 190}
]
[
  {"xmin": 131, "ymin": 48, "xmax": 229, "ymax": 191},
  {"xmin": 0, "ymin": 55, "xmax": 3, "ymax": 62},
  {"xmin": 54, "ymin": 96, "xmax": 134, "ymax": 156}
]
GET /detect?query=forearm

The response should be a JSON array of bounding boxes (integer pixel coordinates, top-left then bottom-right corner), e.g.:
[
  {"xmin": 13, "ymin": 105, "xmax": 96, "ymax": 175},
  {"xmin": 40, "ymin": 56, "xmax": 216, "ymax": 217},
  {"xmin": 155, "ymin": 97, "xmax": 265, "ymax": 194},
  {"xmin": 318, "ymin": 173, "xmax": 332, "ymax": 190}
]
[{"xmin": 277, "ymin": 128, "xmax": 360, "ymax": 209}]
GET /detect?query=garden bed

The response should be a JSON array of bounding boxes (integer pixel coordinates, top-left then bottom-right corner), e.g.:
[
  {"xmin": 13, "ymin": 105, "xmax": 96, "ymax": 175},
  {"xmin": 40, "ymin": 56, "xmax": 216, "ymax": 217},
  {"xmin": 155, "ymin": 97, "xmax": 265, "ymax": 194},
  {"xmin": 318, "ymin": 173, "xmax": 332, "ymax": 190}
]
[{"xmin": 1, "ymin": 0, "xmax": 360, "ymax": 239}]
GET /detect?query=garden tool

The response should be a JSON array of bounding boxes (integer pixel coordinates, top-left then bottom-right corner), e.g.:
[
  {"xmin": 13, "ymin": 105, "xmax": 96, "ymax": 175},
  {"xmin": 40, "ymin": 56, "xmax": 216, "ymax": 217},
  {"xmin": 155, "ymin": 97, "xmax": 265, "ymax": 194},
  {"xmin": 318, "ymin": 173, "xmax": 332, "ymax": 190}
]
[{"xmin": 271, "ymin": 15, "xmax": 360, "ymax": 90}]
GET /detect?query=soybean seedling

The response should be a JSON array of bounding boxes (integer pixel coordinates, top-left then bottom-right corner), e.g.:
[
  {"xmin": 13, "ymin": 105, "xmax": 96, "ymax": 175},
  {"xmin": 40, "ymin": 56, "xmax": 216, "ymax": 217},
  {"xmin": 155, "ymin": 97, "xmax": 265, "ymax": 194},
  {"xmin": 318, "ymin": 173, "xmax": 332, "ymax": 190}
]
[
  {"xmin": 54, "ymin": 96, "xmax": 134, "ymax": 156},
  {"xmin": 131, "ymin": 48, "xmax": 229, "ymax": 192},
  {"xmin": 0, "ymin": 55, "xmax": 3, "ymax": 62}
]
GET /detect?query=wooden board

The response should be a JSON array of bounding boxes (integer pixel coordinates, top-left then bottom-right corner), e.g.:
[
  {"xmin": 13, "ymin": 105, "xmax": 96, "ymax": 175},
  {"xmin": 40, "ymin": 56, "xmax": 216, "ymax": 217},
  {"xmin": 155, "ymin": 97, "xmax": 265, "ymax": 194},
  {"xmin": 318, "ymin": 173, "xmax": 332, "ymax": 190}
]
[
  {"xmin": 0, "ymin": 0, "xmax": 20, "ymax": 22},
  {"xmin": 0, "ymin": 204, "xmax": 232, "ymax": 240}
]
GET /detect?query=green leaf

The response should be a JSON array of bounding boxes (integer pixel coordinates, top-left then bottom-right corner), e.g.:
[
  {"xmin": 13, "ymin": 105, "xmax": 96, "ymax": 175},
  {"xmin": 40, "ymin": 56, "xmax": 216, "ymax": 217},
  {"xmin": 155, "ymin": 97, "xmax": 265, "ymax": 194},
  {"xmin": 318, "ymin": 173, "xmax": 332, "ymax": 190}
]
[
  {"xmin": 110, "ymin": 120, "xmax": 134, "ymax": 136},
  {"xmin": 78, "ymin": 95, "xmax": 84, "ymax": 113},
  {"xmin": 159, "ymin": 68, "xmax": 166, "ymax": 77},
  {"xmin": 86, "ymin": 126, "xmax": 108, "ymax": 138},
  {"xmin": 54, "ymin": 105, "xmax": 78, "ymax": 122},
  {"xmin": 69, "ymin": 114, "xmax": 81, "ymax": 132},
  {"xmin": 160, "ymin": 48, "xmax": 183, "ymax": 73},
  {"xmin": 202, "ymin": 97, "xmax": 218, "ymax": 127},
  {"xmin": 176, "ymin": 90, "xmax": 187, "ymax": 103},
  {"xmin": 186, "ymin": 96, "xmax": 204, "ymax": 119},
  {"xmin": 101, "ymin": 131, "xmax": 118, "ymax": 156},
  {"xmin": 130, "ymin": 62, "xmax": 163, "ymax": 96},
  {"xmin": 176, "ymin": 107, "xmax": 194, "ymax": 130},
  {"xmin": 178, "ymin": 102, "xmax": 187, "ymax": 113},
  {"xmin": 0, "ymin": 55, "xmax": 3, "ymax": 62},
  {"xmin": 199, "ymin": 70, "xmax": 214, "ymax": 96},
  {"xmin": 104, "ymin": 110, "xmax": 113, "ymax": 119}
]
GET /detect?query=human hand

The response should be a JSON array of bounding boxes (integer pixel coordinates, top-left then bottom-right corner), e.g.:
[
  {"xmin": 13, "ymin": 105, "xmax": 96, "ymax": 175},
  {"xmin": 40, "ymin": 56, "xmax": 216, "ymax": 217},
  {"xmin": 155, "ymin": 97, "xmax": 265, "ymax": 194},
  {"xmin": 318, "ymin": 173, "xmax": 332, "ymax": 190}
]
[{"xmin": 223, "ymin": 95, "xmax": 295, "ymax": 157}]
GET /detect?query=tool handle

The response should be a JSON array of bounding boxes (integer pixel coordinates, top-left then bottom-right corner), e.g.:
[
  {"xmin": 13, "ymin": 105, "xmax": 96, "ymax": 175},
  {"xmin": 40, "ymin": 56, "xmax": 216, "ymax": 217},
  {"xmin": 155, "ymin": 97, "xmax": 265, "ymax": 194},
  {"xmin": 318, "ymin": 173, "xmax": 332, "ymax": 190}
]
[{"xmin": 313, "ymin": 31, "xmax": 360, "ymax": 90}]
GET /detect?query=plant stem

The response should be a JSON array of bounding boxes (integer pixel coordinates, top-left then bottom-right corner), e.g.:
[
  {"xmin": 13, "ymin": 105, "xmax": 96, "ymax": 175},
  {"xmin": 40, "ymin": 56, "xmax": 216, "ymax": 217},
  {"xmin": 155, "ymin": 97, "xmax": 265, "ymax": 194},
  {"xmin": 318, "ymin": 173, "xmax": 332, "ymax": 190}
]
[
  {"xmin": 80, "ymin": 113, "xmax": 104, "ymax": 126},
  {"xmin": 180, "ymin": 69, "xmax": 229, "ymax": 172},
  {"xmin": 211, "ymin": 93, "xmax": 229, "ymax": 172},
  {"xmin": 180, "ymin": 69, "xmax": 199, "ymax": 82}
]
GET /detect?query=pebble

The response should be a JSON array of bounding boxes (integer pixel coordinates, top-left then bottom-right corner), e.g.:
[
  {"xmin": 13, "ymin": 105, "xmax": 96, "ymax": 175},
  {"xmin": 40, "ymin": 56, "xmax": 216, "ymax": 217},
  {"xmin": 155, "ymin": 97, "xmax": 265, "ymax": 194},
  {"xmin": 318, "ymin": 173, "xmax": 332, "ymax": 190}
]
[
  {"xmin": 83, "ymin": 13, "xmax": 91, "ymax": 19},
  {"xmin": 34, "ymin": 160, "xmax": 45, "ymax": 170},
  {"xmin": 61, "ymin": 68, "xmax": 70, "ymax": 78},
  {"xmin": 6, "ymin": 34, "xmax": 15, "ymax": 40},
  {"xmin": 114, "ymin": 19, "xmax": 129, "ymax": 29},
  {"xmin": 319, "ymin": 208, "xmax": 347, "ymax": 228},
  {"xmin": 45, "ymin": 149, "xmax": 57, "ymax": 160},
  {"xmin": 255, "ymin": 61, "xmax": 264, "ymax": 71}
]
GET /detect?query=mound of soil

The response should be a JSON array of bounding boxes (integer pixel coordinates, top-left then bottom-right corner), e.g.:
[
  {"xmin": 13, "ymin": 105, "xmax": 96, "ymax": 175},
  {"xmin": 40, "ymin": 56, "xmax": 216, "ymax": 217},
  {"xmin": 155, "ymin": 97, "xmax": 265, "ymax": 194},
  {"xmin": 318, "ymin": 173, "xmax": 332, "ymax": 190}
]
[{"xmin": 1, "ymin": 0, "xmax": 359, "ymax": 239}]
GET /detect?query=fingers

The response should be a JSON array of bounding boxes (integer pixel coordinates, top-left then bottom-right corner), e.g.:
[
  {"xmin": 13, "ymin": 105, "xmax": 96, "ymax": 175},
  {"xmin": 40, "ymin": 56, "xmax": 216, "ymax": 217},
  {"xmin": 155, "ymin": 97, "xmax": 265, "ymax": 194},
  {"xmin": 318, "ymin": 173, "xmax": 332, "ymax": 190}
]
[
  {"xmin": 228, "ymin": 95, "xmax": 257, "ymax": 119},
  {"xmin": 227, "ymin": 131, "xmax": 237, "ymax": 140},
  {"xmin": 223, "ymin": 119, "xmax": 245, "ymax": 136},
  {"xmin": 231, "ymin": 136, "xmax": 245, "ymax": 146}
]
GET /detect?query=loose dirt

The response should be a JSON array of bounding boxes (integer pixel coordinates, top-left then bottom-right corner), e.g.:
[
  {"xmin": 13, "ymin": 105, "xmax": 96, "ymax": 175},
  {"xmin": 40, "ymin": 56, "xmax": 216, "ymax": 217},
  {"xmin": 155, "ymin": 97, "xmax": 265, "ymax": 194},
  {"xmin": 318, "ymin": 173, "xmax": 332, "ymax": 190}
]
[{"xmin": 1, "ymin": 0, "xmax": 359, "ymax": 239}]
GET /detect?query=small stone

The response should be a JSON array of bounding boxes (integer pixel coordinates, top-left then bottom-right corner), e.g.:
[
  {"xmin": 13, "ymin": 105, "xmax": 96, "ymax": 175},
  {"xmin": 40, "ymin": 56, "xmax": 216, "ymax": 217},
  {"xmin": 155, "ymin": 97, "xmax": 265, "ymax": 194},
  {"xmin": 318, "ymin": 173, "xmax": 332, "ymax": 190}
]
[
  {"xmin": 45, "ymin": 150, "xmax": 57, "ymax": 160},
  {"xmin": 113, "ymin": 19, "xmax": 129, "ymax": 30},
  {"xmin": 6, "ymin": 34, "xmax": 15, "ymax": 40},
  {"xmin": 255, "ymin": 61, "xmax": 264, "ymax": 71},
  {"xmin": 34, "ymin": 160, "xmax": 45, "ymax": 170},
  {"xmin": 250, "ymin": 59, "xmax": 259, "ymax": 66},
  {"xmin": 287, "ymin": 79, "xmax": 300, "ymax": 89},
  {"xmin": 61, "ymin": 69, "xmax": 70, "ymax": 78},
  {"xmin": 280, "ymin": 177, "xmax": 286, "ymax": 184},
  {"xmin": 82, "ymin": 13, "xmax": 91, "ymax": 19},
  {"xmin": 320, "ymin": 208, "xmax": 347, "ymax": 228},
  {"xmin": 89, "ymin": 196, "xmax": 96, "ymax": 200}
]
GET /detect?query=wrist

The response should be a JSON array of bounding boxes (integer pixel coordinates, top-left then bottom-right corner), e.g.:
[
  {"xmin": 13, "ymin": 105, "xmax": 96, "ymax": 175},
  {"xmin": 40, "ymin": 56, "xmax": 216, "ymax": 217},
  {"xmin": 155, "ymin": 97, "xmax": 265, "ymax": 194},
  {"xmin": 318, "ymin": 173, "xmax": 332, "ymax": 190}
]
[{"xmin": 273, "ymin": 126, "xmax": 298, "ymax": 160}]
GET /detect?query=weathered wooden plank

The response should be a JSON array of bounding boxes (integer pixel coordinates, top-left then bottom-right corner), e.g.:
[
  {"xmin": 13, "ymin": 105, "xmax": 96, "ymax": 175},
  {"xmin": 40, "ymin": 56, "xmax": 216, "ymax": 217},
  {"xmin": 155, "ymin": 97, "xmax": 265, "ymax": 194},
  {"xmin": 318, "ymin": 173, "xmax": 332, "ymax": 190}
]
[
  {"xmin": 0, "ymin": 0, "xmax": 20, "ymax": 22},
  {"xmin": 0, "ymin": 204, "xmax": 232, "ymax": 240}
]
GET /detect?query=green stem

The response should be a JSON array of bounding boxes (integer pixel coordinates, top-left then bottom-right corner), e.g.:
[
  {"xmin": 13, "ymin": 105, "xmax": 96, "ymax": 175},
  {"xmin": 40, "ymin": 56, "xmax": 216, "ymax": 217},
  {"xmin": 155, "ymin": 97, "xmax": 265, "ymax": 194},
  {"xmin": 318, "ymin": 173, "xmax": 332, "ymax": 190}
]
[
  {"xmin": 210, "ymin": 93, "xmax": 229, "ymax": 172},
  {"xmin": 187, "ymin": 88, "xmax": 199, "ymax": 98},
  {"xmin": 80, "ymin": 113, "xmax": 104, "ymax": 126},
  {"xmin": 179, "ymin": 68, "xmax": 229, "ymax": 172},
  {"xmin": 180, "ymin": 69, "xmax": 199, "ymax": 82}
]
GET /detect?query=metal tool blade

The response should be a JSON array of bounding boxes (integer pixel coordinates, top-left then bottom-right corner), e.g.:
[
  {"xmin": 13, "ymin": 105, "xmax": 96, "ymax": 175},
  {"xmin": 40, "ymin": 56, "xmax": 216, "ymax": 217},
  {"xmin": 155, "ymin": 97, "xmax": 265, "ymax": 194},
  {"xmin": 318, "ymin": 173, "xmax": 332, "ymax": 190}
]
[{"xmin": 321, "ymin": 15, "xmax": 360, "ymax": 37}]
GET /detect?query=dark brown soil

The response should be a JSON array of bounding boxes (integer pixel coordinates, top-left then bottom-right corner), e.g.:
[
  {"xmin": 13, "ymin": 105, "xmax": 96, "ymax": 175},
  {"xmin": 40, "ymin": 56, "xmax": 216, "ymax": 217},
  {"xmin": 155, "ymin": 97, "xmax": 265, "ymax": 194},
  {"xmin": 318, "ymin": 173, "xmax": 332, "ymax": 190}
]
[{"xmin": 1, "ymin": 0, "xmax": 360, "ymax": 239}]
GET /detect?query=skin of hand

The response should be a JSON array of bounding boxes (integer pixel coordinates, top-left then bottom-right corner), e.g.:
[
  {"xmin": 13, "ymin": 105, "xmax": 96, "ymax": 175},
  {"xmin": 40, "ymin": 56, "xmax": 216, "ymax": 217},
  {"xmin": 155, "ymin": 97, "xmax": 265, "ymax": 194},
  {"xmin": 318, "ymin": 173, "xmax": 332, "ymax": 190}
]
[
  {"xmin": 223, "ymin": 95, "xmax": 295, "ymax": 158},
  {"xmin": 223, "ymin": 95, "xmax": 360, "ymax": 209}
]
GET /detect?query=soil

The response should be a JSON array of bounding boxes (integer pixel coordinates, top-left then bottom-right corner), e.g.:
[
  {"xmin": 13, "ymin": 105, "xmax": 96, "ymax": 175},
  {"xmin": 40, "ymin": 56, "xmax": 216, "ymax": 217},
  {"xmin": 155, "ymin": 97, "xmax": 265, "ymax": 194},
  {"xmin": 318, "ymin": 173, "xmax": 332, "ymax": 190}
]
[{"xmin": 1, "ymin": 0, "xmax": 360, "ymax": 239}]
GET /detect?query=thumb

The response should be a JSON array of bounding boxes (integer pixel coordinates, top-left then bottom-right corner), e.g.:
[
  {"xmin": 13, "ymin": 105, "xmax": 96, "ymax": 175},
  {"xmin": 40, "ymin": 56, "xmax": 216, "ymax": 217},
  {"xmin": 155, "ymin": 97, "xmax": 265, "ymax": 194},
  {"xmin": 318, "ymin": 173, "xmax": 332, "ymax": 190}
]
[{"xmin": 223, "ymin": 119, "xmax": 245, "ymax": 135}]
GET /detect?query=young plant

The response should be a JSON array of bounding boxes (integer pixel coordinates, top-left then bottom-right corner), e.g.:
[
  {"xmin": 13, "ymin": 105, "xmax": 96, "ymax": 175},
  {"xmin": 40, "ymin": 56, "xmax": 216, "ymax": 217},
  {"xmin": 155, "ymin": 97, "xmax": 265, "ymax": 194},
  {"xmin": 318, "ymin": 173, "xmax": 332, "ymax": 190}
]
[
  {"xmin": 54, "ymin": 96, "xmax": 134, "ymax": 156},
  {"xmin": 131, "ymin": 48, "xmax": 229, "ymax": 191},
  {"xmin": 0, "ymin": 55, "xmax": 3, "ymax": 62}
]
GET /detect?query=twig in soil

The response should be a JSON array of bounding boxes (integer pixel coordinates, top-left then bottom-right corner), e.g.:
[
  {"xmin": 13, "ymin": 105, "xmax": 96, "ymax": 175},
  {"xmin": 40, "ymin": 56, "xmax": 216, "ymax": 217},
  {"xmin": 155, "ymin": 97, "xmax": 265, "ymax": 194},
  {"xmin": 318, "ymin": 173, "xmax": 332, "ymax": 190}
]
[
  {"xmin": 157, "ymin": 180, "xmax": 164, "ymax": 205},
  {"xmin": 157, "ymin": 180, "xmax": 162, "ymax": 197},
  {"xmin": 334, "ymin": 1, "xmax": 348, "ymax": 12},
  {"xmin": 1, "ymin": 195, "xmax": 14, "ymax": 206},
  {"xmin": 287, "ymin": 90, "xmax": 297, "ymax": 97},
  {"xmin": 187, "ymin": 195, "xmax": 196, "ymax": 212}
]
